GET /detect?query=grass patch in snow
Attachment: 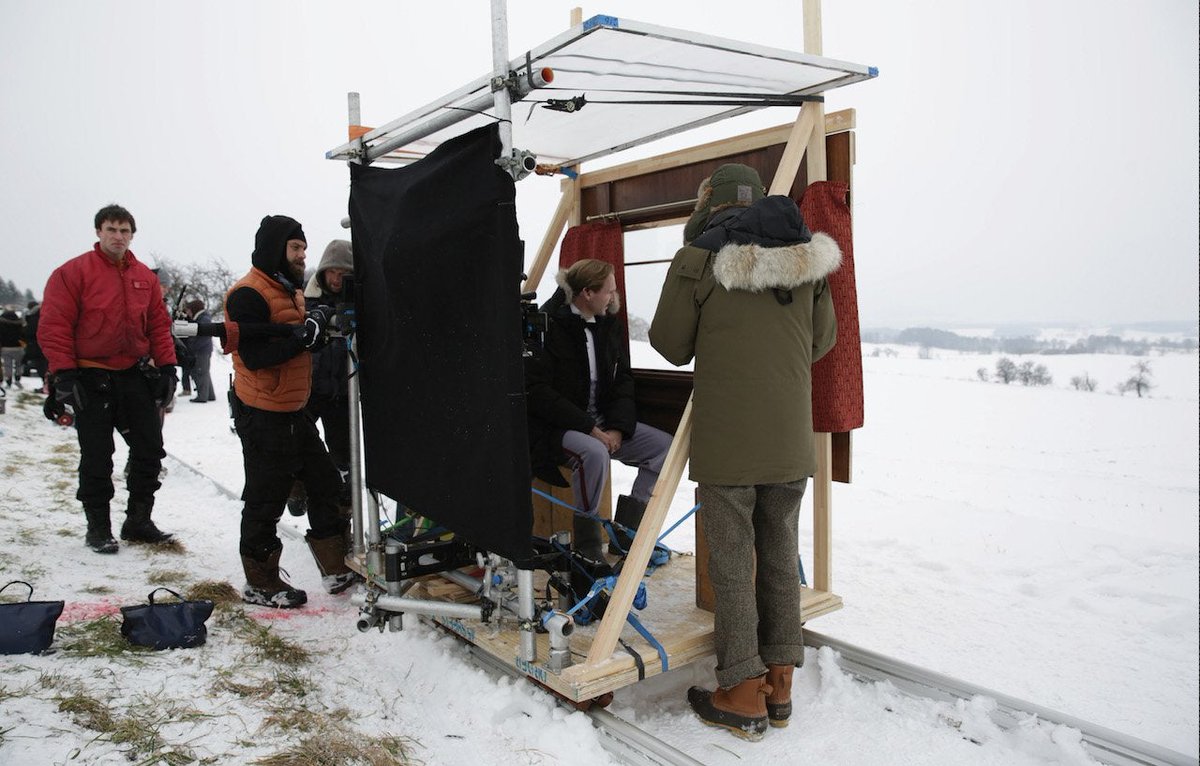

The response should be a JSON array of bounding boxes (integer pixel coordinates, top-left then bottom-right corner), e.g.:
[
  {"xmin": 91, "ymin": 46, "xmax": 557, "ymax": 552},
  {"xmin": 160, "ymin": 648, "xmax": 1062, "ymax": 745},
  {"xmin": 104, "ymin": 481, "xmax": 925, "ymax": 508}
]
[
  {"xmin": 216, "ymin": 607, "xmax": 311, "ymax": 665},
  {"xmin": 57, "ymin": 615, "xmax": 154, "ymax": 659},
  {"xmin": 253, "ymin": 729, "xmax": 420, "ymax": 766},
  {"xmin": 57, "ymin": 687, "xmax": 205, "ymax": 765},
  {"xmin": 185, "ymin": 580, "xmax": 240, "ymax": 604},
  {"xmin": 148, "ymin": 568, "xmax": 191, "ymax": 585},
  {"xmin": 83, "ymin": 583, "xmax": 114, "ymax": 595}
]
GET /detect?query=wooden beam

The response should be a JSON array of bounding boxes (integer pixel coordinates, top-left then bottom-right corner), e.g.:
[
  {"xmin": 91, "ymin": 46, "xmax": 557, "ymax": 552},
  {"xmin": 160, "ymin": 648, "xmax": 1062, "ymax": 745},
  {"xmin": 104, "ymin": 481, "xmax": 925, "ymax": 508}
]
[
  {"xmin": 577, "ymin": 110, "xmax": 855, "ymax": 190},
  {"xmin": 570, "ymin": 7, "xmax": 582, "ymax": 26},
  {"xmin": 522, "ymin": 184, "xmax": 575, "ymax": 295},
  {"xmin": 584, "ymin": 398, "xmax": 693, "ymax": 667},
  {"xmin": 812, "ymin": 431, "xmax": 833, "ymax": 591},
  {"xmin": 768, "ymin": 105, "xmax": 817, "ymax": 195}
]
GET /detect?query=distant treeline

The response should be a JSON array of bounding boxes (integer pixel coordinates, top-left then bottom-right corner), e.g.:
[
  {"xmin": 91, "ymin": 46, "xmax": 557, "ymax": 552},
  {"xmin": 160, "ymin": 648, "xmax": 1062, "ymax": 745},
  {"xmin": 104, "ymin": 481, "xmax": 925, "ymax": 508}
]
[
  {"xmin": 0, "ymin": 276, "xmax": 37, "ymax": 307},
  {"xmin": 865, "ymin": 327, "xmax": 1198, "ymax": 355}
]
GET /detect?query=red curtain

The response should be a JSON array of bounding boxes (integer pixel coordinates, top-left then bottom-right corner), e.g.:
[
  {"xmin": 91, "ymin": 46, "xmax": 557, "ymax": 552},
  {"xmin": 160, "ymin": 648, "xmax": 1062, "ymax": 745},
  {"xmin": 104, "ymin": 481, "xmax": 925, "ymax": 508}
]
[
  {"xmin": 558, "ymin": 220, "xmax": 628, "ymax": 336},
  {"xmin": 801, "ymin": 181, "xmax": 864, "ymax": 433}
]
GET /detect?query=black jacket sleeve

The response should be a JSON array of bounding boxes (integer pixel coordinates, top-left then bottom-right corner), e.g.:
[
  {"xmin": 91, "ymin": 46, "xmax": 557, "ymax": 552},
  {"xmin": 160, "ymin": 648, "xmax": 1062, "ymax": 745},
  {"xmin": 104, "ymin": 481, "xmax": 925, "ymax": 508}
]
[{"xmin": 225, "ymin": 286, "xmax": 306, "ymax": 371}]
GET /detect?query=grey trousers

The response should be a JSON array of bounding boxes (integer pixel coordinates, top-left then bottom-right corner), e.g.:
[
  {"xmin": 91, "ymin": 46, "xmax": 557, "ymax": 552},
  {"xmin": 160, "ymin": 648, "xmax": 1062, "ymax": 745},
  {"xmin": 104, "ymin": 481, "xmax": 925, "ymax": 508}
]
[
  {"xmin": 698, "ymin": 480, "xmax": 807, "ymax": 689},
  {"xmin": 191, "ymin": 351, "xmax": 215, "ymax": 401},
  {"xmin": 560, "ymin": 422, "xmax": 672, "ymax": 515}
]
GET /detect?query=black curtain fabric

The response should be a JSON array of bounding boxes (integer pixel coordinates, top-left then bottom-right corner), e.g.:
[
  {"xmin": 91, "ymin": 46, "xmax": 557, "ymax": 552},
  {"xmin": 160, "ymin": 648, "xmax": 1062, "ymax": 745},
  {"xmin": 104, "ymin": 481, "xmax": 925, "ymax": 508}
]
[{"xmin": 349, "ymin": 124, "xmax": 533, "ymax": 563}]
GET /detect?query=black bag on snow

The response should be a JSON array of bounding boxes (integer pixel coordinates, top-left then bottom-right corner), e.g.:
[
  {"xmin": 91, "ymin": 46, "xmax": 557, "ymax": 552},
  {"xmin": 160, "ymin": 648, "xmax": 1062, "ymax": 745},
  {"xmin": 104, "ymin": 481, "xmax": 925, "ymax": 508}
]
[
  {"xmin": 0, "ymin": 581, "xmax": 65, "ymax": 655},
  {"xmin": 120, "ymin": 588, "xmax": 214, "ymax": 650}
]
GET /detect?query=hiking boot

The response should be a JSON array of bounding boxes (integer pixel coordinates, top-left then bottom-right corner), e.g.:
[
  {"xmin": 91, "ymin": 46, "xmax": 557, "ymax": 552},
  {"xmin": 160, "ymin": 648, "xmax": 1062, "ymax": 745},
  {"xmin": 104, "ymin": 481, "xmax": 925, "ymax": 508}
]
[
  {"xmin": 306, "ymin": 532, "xmax": 360, "ymax": 594},
  {"xmin": 687, "ymin": 675, "xmax": 772, "ymax": 741},
  {"xmin": 607, "ymin": 494, "xmax": 671, "ymax": 565},
  {"xmin": 84, "ymin": 506, "xmax": 118, "ymax": 554},
  {"xmin": 120, "ymin": 499, "xmax": 174, "ymax": 543},
  {"xmin": 241, "ymin": 550, "xmax": 307, "ymax": 608},
  {"xmin": 766, "ymin": 664, "xmax": 795, "ymax": 727}
]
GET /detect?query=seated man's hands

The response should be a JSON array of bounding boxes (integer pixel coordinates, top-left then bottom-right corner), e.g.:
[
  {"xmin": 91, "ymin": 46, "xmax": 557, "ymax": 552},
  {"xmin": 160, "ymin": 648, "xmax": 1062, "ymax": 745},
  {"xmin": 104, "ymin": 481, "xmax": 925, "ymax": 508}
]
[{"xmin": 590, "ymin": 425, "xmax": 622, "ymax": 455}]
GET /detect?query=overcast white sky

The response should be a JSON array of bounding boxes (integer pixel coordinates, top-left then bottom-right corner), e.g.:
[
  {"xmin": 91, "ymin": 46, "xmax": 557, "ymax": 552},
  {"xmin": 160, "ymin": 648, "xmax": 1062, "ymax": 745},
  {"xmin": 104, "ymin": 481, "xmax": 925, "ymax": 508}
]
[{"xmin": 1, "ymin": 0, "xmax": 1196, "ymax": 327}]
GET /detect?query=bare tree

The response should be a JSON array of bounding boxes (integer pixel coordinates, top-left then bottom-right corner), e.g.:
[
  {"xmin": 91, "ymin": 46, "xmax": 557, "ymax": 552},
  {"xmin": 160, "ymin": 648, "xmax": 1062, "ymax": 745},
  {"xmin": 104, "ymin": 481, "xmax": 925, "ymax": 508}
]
[
  {"xmin": 1118, "ymin": 360, "xmax": 1154, "ymax": 398},
  {"xmin": 976, "ymin": 367, "xmax": 989, "ymax": 382},
  {"xmin": 155, "ymin": 256, "xmax": 238, "ymax": 319},
  {"xmin": 1069, "ymin": 373, "xmax": 1098, "ymax": 392},
  {"xmin": 994, "ymin": 356, "xmax": 1017, "ymax": 384},
  {"xmin": 1016, "ymin": 360, "xmax": 1052, "ymax": 386}
]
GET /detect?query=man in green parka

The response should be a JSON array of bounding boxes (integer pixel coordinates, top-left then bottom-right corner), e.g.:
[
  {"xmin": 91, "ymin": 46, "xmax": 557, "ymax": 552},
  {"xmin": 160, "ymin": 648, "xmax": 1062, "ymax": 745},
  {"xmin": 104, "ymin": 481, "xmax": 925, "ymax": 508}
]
[{"xmin": 650, "ymin": 164, "xmax": 840, "ymax": 740}]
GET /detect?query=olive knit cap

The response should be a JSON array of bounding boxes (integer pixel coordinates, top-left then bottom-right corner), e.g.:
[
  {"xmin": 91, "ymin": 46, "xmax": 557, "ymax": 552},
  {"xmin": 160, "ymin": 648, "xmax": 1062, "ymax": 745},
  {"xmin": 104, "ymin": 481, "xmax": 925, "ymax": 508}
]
[{"xmin": 683, "ymin": 163, "xmax": 766, "ymax": 244}]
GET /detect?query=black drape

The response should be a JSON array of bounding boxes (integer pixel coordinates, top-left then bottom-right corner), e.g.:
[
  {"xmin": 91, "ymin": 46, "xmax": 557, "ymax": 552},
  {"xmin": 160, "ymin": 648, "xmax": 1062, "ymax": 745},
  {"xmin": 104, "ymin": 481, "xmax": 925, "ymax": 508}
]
[{"xmin": 349, "ymin": 124, "xmax": 533, "ymax": 562}]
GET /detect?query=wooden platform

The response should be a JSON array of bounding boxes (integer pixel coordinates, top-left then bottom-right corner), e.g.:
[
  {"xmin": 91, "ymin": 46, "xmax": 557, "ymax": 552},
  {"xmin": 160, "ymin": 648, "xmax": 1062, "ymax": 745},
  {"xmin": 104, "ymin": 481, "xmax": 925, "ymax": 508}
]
[{"xmin": 349, "ymin": 553, "xmax": 841, "ymax": 702}]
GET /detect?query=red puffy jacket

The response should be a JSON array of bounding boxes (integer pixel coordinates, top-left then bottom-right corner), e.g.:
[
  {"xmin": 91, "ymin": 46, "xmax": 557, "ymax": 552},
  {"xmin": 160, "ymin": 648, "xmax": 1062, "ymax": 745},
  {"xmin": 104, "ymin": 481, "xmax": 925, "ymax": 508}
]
[{"xmin": 38, "ymin": 245, "xmax": 176, "ymax": 374}]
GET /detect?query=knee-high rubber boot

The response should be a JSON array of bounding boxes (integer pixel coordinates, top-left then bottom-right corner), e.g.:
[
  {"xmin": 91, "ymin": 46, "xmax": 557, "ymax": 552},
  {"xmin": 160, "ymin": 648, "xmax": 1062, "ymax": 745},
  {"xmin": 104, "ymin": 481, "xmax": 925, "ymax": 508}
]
[
  {"xmin": 306, "ymin": 532, "xmax": 360, "ymax": 594},
  {"xmin": 766, "ymin": 664, "xmax": 794, "ymax": 727},
  {"xmin": 84, "ymin": 506, "xmax": 118, "ymax": 554},
  {"xmin": 687, "ymin": 675, "xmax": 772, "ymax": 741},
  {"xmin": 120, "ymin": 498, "xmax": 174, "ymax": 543}
]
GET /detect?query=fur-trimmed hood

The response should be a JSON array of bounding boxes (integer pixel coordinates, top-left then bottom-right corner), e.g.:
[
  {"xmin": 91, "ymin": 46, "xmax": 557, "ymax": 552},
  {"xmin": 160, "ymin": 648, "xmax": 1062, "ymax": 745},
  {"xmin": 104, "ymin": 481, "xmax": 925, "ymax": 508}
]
[
  {"xmin": 550, "ymin": 268, "xmax": 621, "ymax": 315},
  {"xmin": 713, "ymin": 232, "xmax": 841, "ymax": 292},
  {"xmin": 694, "ymin": 195, "xmax": 841, "ymax": 291}
]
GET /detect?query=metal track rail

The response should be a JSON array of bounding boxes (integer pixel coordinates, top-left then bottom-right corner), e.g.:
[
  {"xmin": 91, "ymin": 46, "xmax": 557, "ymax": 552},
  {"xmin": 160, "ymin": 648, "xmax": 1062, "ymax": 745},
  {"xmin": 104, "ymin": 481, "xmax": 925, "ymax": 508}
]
[
  {"xmin": 462, "ymin": 645, "xmax": 704, "ymax": 766},
  {"xmin": 804, "ymin": 630, "xmax": 1198, "ymax": 766},
  {"xmin": 170, "ymin": 456, "xmax": 1193, "ymax": 766}
]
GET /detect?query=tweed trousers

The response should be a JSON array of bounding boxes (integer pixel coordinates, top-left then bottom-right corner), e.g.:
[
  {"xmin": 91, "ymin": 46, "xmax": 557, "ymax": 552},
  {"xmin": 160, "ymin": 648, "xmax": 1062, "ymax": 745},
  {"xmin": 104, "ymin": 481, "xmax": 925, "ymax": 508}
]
[{"xmin": 698, "ymin": 479, "xmax": 807, "ymax": 689}]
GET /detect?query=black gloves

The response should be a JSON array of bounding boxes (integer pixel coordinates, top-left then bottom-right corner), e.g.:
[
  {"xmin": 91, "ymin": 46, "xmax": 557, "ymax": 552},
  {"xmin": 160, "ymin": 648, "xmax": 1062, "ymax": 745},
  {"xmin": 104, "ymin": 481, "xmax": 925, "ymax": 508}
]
[
  {"xmin": 53, "ymin": 369, "xmax": 84, "ymax": 412},
  {"xmin": 302, "ymin": 307, "xmax": 331, "ymax": 350},
  {"xmin": 155, "ymin": 365, "xmax": 178, "ymax": 405}
]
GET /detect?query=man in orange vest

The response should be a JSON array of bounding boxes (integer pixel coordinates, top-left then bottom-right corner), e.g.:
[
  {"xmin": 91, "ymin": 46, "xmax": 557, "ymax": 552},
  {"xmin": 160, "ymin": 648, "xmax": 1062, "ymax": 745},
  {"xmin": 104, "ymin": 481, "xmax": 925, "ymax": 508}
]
[{"xmin": 225, "ymin": 215, "xmax": 357, "ymax": 608}]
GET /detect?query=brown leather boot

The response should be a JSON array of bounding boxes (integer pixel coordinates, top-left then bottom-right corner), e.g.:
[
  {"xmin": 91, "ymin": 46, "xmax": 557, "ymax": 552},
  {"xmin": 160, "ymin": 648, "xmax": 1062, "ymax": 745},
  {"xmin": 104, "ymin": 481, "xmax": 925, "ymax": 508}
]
[
  {"xmin": 306, "ymin": 533, "xmax": 360, "ymax": 594},
  {"xmin": 687, "ymin": 674, "xmax": 772, "ymax": 741},
  {"xmin": 766, "ymin": 664, "xmax": 794, "ymax": 727},
  {"xmin": 241, "ymin": 549, "xmax": 307, "ymax": 608}
]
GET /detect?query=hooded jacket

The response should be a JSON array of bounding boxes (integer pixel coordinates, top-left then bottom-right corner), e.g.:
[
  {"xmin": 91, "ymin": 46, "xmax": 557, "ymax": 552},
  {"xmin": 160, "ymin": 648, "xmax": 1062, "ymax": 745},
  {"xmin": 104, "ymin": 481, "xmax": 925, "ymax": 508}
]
[
  {"xmin": 38, "ymin": 246, "xmax": 176, "ymax": 374},
  {"xmin": 303, "ymin": 239, "xmax": 353, "ymax": 402},
  {"xmin": 525, "ymin": 269, "xmax": 637, "ymax": 486},
  {"xmin": 0, "ymin": 310, "xmax": 23, "ymax": 348},
  {"xmin": 224, "ymin": 215, "xmax": 311, "ymax": 412},
  {"xmin": 650, "ymin": 195, "xmax": 840, "ymax": 485}
]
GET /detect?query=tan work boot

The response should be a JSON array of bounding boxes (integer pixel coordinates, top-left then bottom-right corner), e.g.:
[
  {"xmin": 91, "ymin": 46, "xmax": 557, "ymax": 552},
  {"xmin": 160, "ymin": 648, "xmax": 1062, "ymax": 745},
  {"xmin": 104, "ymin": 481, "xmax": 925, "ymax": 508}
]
[
  {"xmin": 687, "ymin": 674, "xmax": 772, "ymax": 741},
  {"xmin": 306, "ymin": 533, "xmax": 361, "ymax": 594},
  {"xmin": 766, "ymin": 664, "xmax": 794, "ymax": 727}
]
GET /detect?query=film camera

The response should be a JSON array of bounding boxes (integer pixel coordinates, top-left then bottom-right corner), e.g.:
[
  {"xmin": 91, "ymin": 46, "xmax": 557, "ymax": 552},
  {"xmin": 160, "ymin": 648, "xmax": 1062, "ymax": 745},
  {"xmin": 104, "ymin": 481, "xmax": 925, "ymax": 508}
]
[{"xmin": 520, "ymin": 288, "xmax": 547, "ymax": 356}]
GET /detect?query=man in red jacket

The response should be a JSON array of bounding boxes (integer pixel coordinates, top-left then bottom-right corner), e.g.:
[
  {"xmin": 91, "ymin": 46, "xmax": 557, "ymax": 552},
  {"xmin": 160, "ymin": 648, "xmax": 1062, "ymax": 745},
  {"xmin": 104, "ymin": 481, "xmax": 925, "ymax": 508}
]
[{"xmin": 39, "ymin": 204, "xmax": 178, "ymax": 554}]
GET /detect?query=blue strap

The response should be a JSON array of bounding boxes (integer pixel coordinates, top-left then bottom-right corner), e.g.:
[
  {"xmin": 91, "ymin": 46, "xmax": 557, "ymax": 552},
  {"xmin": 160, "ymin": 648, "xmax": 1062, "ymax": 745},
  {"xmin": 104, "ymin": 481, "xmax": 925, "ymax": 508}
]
[
  {"xmin": 657, "ymin": 502, "xmax": 701, "ymax": 543},
  {"xmin": 625, "ymin": 611, "xmax": 668, "ymax": 672},
  {"xmin": 530, "ymin": 487, "xmax": 678, "ymax": 568}
]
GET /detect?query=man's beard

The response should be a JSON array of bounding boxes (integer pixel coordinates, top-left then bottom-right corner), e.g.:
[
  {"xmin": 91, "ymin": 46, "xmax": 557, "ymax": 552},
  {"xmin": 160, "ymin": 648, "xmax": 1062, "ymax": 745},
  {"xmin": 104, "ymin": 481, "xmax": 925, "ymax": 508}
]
[{"xmin": 288, "ymin": 261, "xmax": 304, "ymax": 284}]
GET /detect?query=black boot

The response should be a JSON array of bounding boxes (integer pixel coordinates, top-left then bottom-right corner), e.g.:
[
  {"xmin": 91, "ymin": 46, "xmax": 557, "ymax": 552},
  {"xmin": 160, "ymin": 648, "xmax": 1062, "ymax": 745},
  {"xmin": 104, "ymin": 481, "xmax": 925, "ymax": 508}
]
[
  {"xmin": 84, "ymin": 506, "xmax": 118, "ymax": 554},
  {"xmin": 608, "ymin": 495, "xmax": 646, "ymax": 555},
  {"xmin": 572, "ymin": 513, "xmax": 607, "ymax": 563},
  {"xmin": 120, "ymin": 498, "xmax": 174, "ymax": 543}
]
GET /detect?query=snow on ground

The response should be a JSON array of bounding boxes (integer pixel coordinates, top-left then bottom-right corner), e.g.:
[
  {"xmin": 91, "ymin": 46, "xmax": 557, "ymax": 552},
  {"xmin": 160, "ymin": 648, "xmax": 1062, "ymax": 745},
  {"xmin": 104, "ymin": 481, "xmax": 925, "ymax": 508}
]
[{"xmin": 1, "ymin": 341, "xmax": 1195, "ymax": 765}]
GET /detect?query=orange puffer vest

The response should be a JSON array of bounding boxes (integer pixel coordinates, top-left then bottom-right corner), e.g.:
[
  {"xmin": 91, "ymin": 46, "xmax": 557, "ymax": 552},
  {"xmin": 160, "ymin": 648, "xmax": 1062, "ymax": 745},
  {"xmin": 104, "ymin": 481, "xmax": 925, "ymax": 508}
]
[{"xmin": 227, "ymin": 267, "xmax": 311, "ymax": 412}]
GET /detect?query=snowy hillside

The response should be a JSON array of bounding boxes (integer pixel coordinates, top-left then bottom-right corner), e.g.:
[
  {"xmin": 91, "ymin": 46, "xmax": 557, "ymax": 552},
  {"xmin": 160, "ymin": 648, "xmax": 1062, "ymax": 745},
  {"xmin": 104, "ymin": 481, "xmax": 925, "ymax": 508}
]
[{"xmin": 0, "ymin": 341, "xmax": 1195, "ymax": 764}]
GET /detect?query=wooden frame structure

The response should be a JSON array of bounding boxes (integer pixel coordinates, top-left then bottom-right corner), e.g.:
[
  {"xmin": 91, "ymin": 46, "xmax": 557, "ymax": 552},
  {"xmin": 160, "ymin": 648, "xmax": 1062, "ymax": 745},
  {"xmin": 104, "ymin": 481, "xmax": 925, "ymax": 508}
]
[{"xmin": 345, "ymin": 2, "xmax": 864, "ymax": 704}]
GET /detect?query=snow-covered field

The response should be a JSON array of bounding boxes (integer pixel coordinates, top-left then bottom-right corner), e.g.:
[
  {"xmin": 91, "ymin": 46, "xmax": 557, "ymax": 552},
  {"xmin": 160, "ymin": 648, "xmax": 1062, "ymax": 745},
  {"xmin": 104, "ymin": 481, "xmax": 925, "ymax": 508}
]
[{"xmin": 1, "ymin": 341, "xmax": 1196, "ymax": 765}]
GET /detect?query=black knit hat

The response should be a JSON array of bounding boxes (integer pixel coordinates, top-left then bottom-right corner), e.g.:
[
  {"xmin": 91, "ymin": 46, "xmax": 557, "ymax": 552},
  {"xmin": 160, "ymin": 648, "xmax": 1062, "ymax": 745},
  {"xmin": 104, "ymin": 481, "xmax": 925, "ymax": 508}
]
[{"xmin": 252, "ymin": 214, "xmax": 305, "ymax": 274}]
